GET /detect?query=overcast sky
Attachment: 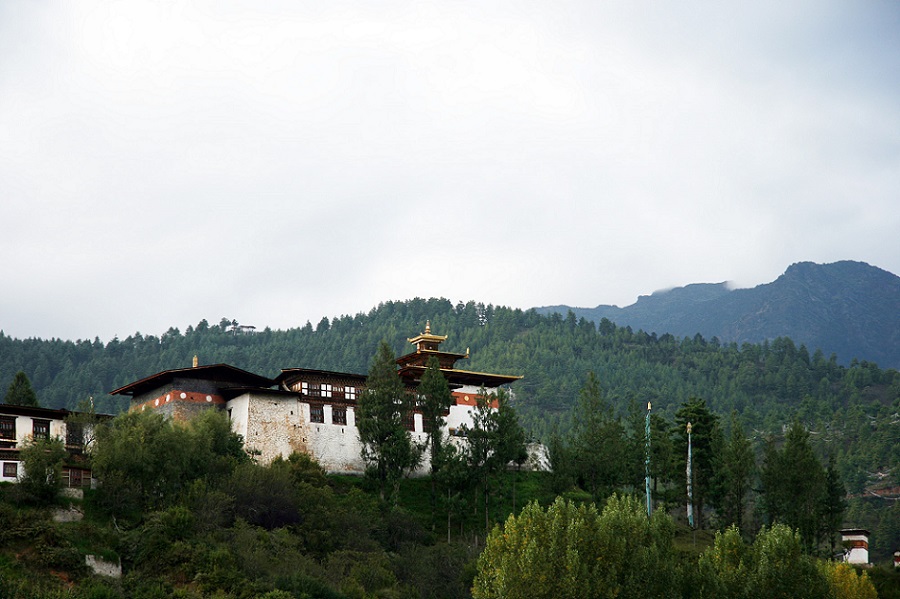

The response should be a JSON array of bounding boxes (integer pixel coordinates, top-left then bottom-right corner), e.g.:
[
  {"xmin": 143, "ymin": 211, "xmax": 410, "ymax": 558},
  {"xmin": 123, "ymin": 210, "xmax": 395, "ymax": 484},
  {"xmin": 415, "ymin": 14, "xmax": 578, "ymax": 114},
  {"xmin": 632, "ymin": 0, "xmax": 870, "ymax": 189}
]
[{"xmin": 2, "ymin": 1, "xmax": 898, "ymax": 342}]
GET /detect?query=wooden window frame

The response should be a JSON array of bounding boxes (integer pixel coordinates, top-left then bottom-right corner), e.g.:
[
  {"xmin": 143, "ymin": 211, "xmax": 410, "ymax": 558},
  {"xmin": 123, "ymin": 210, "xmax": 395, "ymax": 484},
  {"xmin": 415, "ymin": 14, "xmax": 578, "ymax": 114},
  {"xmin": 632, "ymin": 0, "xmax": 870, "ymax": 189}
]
[
  {"xmin": 32, "ymin": 419, "xmax": 50, "ymax": 440},
  {"xmin": 0, "ymin": 416, "xmax": 15, "ymax": 440}
]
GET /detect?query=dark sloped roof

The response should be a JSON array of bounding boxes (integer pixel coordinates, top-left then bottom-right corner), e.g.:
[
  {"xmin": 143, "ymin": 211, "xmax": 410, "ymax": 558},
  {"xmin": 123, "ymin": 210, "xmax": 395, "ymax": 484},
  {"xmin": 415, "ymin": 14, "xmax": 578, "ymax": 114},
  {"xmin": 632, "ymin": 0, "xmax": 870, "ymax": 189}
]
[
  {"xmin": 274, "ymin": 367, "xmax": 367, "ymax": 387},
  {"xmin": 110, "ymin": 364, "xmax": 274, "ymax": 397},
  {"xmin": 397, "ymin": 365, "xmax": 521, "ymax": 388},
  {"xmin": 0, "ymin": 403, "xmax": 114, "ymax": 419}
]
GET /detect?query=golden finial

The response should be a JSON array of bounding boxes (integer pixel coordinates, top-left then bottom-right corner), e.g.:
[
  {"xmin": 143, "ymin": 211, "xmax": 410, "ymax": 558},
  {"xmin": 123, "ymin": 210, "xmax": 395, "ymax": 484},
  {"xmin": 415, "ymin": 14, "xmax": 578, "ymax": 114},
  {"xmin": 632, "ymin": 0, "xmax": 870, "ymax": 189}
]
[
  {"xmin": 193, "ymin": 355, "xmax": 199, "ymax": 368},
  {"xmin": 425, "ymin": 320, "xmax": 431, "ymax": 334}
]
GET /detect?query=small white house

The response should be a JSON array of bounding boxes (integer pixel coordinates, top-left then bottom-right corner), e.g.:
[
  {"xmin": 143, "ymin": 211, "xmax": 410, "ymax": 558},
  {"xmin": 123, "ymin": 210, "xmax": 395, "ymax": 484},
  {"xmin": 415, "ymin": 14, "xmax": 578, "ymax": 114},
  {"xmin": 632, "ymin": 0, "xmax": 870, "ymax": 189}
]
[
  {"xmin": 0, "ymin": 403, "xmax": 101, "ymax": 488},
  {"xmin": 840, "ymin": 529, "xmax": 870, "ymax": 565}
]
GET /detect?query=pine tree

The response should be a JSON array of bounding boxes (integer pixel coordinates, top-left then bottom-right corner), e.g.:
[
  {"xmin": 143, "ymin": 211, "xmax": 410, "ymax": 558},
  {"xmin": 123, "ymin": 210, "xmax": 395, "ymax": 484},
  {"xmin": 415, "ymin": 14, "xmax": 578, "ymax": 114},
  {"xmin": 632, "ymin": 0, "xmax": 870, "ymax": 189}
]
[
  {"xmin": 570, "ymin": 371, "xmax": 627, "ymax": 500},
  {"xmin": 713, "ymin": 412, "xmax": 755, "ymax": 531},
  {"xmin": 418, "ymin": 356, "xmax": 454, "ymax": 527},
  {"xmin": 675, "ymin": 397, "xmax": 722, "ymax": 528},
  {"xmin": 356, "ymin": 341, "xmax": 421, "ymax": 502},
  {"xmin": 418, "ymin": 356, "xmax": 453, "ymax": 475},
  {"xmin": 760, "ymin": 421, "xmax": 827, "ymax": 552},
  {"xmin": 4, "ymin": 371, "xmax": 39, "ymax": 407}
]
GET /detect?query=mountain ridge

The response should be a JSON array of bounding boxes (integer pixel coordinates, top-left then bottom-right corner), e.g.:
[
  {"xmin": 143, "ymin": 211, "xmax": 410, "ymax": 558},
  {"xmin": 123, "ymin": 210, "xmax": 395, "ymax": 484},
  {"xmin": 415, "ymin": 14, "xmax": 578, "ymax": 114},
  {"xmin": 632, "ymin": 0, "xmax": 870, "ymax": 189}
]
[{"xmin": 536, "ymin": 260, "xmax": 900, "ymax": 369}]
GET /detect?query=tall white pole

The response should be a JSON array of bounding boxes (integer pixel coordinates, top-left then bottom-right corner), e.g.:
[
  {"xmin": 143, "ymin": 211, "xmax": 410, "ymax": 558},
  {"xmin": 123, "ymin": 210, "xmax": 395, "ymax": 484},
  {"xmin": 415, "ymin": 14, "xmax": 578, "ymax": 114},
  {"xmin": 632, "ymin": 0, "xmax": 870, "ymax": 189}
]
[
  {"xmin": 645, "ymin": 402, "xmax": 652, "ymax": 517},
  {"xmin": 686, "ymin": 421, "xmax": 694, "ymax": 528}
]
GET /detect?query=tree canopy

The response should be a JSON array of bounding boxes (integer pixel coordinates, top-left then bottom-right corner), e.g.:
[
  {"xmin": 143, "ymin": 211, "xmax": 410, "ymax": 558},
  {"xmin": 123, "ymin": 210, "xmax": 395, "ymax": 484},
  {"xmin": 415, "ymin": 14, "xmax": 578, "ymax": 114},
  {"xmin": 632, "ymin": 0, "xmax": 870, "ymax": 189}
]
[
  {"xmin": 356, "ymin": 340, "xmax": 421, "ymax": 501},
  {"xmin": 3, "ymin": 370, "xmax": 39, "ymax": 406}
]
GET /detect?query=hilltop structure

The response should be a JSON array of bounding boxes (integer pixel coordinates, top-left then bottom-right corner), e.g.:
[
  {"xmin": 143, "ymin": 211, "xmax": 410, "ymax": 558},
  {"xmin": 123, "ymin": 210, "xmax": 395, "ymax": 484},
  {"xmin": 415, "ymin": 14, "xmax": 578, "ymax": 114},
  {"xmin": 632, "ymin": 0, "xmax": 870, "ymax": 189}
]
[{"xmin": 111, "ymin": 324, "xmax": 523, "ymax": 473}]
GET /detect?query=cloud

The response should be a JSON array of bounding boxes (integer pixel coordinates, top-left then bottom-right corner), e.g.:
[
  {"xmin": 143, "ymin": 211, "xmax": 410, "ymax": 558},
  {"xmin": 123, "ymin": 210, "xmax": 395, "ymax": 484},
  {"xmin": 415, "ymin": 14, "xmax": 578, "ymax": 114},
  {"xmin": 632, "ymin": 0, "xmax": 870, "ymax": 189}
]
[{"xmin": 1, "ymin": 1, "xmax": 898, "ymax": 341}]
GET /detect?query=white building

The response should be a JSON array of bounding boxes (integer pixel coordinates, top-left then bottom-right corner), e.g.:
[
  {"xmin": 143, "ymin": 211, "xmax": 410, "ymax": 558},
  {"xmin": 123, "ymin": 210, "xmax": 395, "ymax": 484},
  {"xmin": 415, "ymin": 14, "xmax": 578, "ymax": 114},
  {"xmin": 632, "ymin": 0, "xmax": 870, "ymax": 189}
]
[
  {"xmin": 112, "ymin": 324, "xmax": 524, "ymax": 474},
  {"xmin": 841, "ymin": 529, "xmax": 871, "ymax": 565},
  {"xmin": 0, "ymin": 403, "xmax": 101, "ymax": 488}
]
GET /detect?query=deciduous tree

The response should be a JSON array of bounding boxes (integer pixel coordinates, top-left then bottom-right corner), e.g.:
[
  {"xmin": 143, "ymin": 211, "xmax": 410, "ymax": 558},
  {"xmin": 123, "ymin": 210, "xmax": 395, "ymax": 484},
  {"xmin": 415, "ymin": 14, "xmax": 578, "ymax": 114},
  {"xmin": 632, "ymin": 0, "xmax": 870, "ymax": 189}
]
[
  {"xmin": 18, "ymin": 435, "xmax": 66, "ymax": 504},
  {"xmin": 473, "ymin": 495, "xmax": 679, "ymax": 599}
]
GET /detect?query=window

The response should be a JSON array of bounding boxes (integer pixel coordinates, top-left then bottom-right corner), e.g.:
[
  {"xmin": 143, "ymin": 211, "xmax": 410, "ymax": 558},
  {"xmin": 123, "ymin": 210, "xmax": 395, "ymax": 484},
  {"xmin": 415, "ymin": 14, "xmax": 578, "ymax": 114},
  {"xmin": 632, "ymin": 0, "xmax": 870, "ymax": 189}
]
[
  {"xmin": 344, "ymin": 386, "xmax": 357, "ymax": 401},
  {"xmin": 309, "ymin": 405, "xmax": 324, "ymax": 423},
  {"xmin": 403, "ymin": 411, "xmax": 416, "ymax": 432},
  {"xmin": 32, "ymin": 419, "xmax": 50, "ymax": 440},
  {"xmin": 304, "ymin": 382, "xmax": 332, "ymax": 398},
  {"xmin": 62, "ymin": 467, "xmax": 91, "ymax": 489},
  {"xmin": 0, "ymin": 416, "xmax": 14, "ymax": 440},
  {"xmin": 66, "ymin": 422, "xmax": 84, "ymax": 447},
  {"xmin": 3, "ymin": 462, "xmax": 17, "ymax": 478},
  {"xmin": 332, "ymin": 406, "xmax": 347, "ymax": 425}
]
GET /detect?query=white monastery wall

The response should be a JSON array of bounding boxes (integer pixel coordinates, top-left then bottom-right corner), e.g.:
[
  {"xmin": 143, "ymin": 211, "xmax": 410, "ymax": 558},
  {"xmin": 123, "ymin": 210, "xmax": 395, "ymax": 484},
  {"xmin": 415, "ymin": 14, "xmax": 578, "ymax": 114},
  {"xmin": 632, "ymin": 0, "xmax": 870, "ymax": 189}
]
[
  {"xmin": 229, "ymin": 393, "xmax": 308, "ymax": 465},
  {"xmin": 304, "ymin": 404, "xmax": 364, "ymax": 473}
]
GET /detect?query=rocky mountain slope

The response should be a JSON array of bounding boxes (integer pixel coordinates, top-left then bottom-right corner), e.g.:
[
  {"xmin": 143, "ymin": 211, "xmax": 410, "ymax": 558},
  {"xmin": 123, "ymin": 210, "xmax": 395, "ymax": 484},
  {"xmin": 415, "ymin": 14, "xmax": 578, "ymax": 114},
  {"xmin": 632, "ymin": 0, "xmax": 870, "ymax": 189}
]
[{"xmin": 537, "ymin": 261, "xmax": 900, "ymax": 368}]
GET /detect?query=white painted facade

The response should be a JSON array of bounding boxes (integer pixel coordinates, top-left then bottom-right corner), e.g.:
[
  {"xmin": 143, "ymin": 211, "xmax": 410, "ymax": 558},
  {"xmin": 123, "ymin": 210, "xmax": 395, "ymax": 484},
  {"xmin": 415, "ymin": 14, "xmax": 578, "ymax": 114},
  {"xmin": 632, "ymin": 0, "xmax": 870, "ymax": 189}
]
[
  {"xmin": 115, "ymin": 327, "xmax": 533, "ymax": 476},
  {"xmin": 841, "ymin": 529, "xmax": 870, "ymax": 565},
  {"xmin": 228, "ymin": 391, "xmax": 436, "ymax": 474},
  {"xmin": 224, "ymin": 385, "xmax": 549, "ymax": 475},
  {"xmin": 0, "ymin": 405, "xmax": 97, "ymax": 487}
]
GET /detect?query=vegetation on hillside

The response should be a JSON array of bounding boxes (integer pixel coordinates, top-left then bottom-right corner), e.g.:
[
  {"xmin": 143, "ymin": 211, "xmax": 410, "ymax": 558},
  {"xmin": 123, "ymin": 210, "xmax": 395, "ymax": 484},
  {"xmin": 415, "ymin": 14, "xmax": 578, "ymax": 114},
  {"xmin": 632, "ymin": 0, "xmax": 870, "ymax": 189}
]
[
  {"xmin": 2, "ymin": 405, "xmax": 895, "ymax": 599},
  {"xmin": 2, "ymin": 297, "xmax": 899, "ymax": 562}
]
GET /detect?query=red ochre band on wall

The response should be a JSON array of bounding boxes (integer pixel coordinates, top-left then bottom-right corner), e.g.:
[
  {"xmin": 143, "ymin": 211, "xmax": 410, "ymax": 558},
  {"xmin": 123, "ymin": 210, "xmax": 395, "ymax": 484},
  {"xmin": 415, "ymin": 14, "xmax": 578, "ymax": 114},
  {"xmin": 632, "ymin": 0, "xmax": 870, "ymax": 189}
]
[
  {"xmin": 452, "ymin": 392, "xmax": 499, "ymax": 409},
  {"xmin": 135, "ymin": 392, "xmax": 226, "ymax": 411}
]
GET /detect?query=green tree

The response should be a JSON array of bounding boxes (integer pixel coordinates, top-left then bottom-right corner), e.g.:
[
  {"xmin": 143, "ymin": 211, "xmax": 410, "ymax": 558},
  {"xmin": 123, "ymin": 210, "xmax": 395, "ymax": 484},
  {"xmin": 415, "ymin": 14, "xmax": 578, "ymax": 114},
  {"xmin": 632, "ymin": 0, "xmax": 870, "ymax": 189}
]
[
  {"xmin": 712, "ymin": 412, "xmax": 755, "ymax": 531},
  {"xmin": 419, "ymin": 355, "xmax": 453, "ymax": 475},
  {"xmin": 463, "ymin": 386, "xmax": 526, "ymax": 533},
  {"xmin": 759, "ymin": 421, "xmax": 833, "ymax": 552},
  {"xmin": 472, "ymin": 495, "xmax": 679, "ymax": 599},
  {"xmin": 92, "ymin": 410, "xmax": 188, "ymax": 517},
  {"xmin": 92, "ymin": 409, "xmax": 245, "ymax": 518},
  {"xmin": 356, "ymin": 341, "xmax": 421, "ymax": 502},
  {"xmin": 697, "ymin": 524, "xmax": 831, "ymax": 599},
  {"xmin": 18, "ymin": 435, "xmax": 67, "ymax": 504},
  {"xmin": 819, "ymin": 561, "xmax": 878, "ymax": 599},
  {"xmin": 745, "ymin": 524, "xmax": 830, "ymax": 599},
  {"xmin": 4, "ymin": 370, "xmax": 39, "ymax": 406},
  {"xmin": 648, "ymin": 413, "xmax": 675, "ymax": 503},
  {"xmin": 675, "ymin": 397, "xmax": 722, "ymax": 528},
  {"xmin": 64, "ymin": 396, "xmax": 100, "ymax": 455},
  {"xmin": 820, "ymin": 454, "xmax": 847, "ymax": 553},
  {"xmin": 696, "ymin": 525, "xmax": 750, "ymax": 599},
  {"xmin": 570, "ymin": 372, "xmax": 628, "ymax": 500},
  {"xmin": 228, "ymin": 460, "xmax": 302, "ymax": 530}
]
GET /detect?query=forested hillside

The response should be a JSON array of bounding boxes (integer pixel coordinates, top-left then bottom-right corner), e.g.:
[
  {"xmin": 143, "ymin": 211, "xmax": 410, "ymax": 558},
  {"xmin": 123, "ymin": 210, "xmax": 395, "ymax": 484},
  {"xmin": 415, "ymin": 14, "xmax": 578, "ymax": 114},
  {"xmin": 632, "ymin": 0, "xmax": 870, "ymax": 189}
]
[
  {"xmin": 538, "ymin": 261, "xmax": 900, "ymax": 369},
  {"xmin": 2, "ymin": 296, "xmax": 899, "ymax": 558}
]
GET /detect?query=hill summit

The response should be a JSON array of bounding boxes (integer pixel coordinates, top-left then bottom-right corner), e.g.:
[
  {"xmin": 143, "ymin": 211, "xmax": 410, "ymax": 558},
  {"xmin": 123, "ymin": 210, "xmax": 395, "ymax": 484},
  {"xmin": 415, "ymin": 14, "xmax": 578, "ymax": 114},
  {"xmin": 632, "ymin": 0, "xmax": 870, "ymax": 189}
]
[{"xmin": 537, "ymin": 261, "xmax": 900, "ymax": 369}]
